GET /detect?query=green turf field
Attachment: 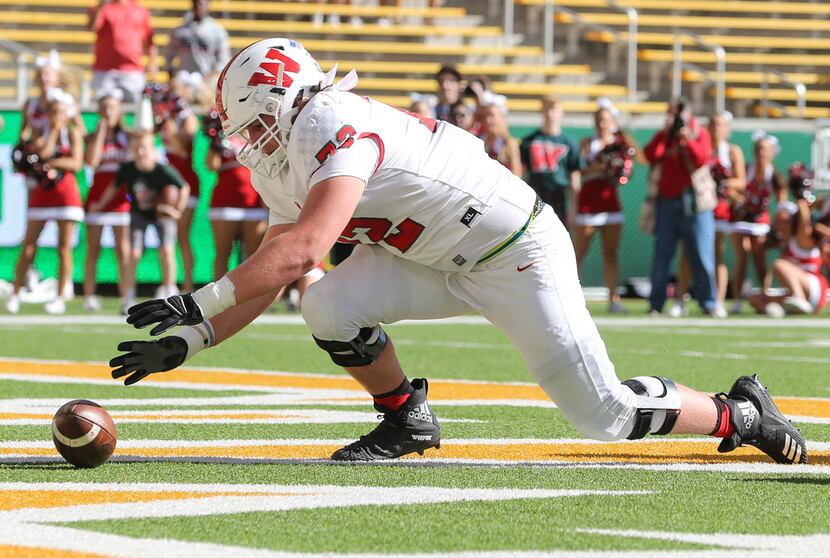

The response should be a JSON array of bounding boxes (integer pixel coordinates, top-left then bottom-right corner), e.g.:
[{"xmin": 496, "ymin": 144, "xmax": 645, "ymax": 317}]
[{"xmin": 0, "ymin": 305, "xmax": 828, "ymax": 557}]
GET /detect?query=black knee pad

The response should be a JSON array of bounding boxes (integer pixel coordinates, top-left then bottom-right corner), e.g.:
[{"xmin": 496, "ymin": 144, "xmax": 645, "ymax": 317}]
[{"xmin": 313, "ymin": 326, "xmax": 388, "ymax": 367}]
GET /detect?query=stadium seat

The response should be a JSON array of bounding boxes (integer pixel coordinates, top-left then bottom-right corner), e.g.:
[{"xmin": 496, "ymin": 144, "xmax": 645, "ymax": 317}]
[{"xmin": 519, "ymin": 0, "xmax": 830, "ymax": 16}]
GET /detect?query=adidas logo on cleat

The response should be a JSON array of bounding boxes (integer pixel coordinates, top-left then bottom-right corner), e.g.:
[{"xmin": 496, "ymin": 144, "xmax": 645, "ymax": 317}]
[
  {"xmin": 407, "ymin": 403, "xmax": 433, "ymax": 423},
  {"xmin": 411, "ymin": 434, "xmax": 434, "ymax": 441},
  {"xmin": 737, "ymin": 400, "xmax": 756, "ymax": 430}
]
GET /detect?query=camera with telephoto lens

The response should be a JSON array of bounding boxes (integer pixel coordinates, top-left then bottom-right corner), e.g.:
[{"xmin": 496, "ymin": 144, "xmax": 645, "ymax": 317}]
[
  {"xmin": 669, "ymin": 102, "xmax": 686, "ymax": 139},
  {"xmin": 788, "ymin": 162, "xmax": 815, "ymax": 204}
]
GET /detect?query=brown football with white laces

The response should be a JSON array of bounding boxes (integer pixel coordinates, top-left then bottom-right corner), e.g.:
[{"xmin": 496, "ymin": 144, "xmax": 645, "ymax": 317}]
[{"xmin": 51, "ymin": 399, "xmax": 117, "ymax": 468}]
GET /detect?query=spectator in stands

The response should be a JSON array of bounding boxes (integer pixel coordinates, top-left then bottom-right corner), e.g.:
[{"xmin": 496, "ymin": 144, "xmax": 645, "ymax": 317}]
[
  {"xmin": 668, "ymin": 111, "xmax": 746, "ymax": 318},
  {"xmin": 82, "ymin": 90, "xmax": 132, "ymax": 313},
  {"xmin": 150, "ymin": 78, "xmax": 200, "ymax": 293},
  {"xmin": 205, "ymin": 112, "xmax": 267, "ymax": 279},
  {"xmin": 88, "ymin": 0, "xmax": 157, "ymax": 103},
  {"xmin": 748, "ymin": 197, "xmax": 826, "ymax": 317},
  {"xmin": 90, "ymin": 130, "xmax": 190, "ymax": 308},
  {"xmin": 165, "ymin": 0, "xmax": 230, "ymax": 87},
  {"xmin": 644, "ymin": 98, "xmax": 718, "ymax": 317},
  {"xmin": 729, "ymin": 130, "xmax": 786, "ymax": 313},
  {"xmin": 519, "ymin": 96, "xmax": 581, "ymax": 226},
  {"xmin": 478, "ymin": 104, "xmax": 521, "ymax": 176},
  {"xmin": 6, "ymin": 96, "xmax": 85, "ymax": 315},
  {"xmin": 434, "ymin": 65, "xmax": 463, "ymax": 121},
  {"xmin": 313, "ymin": 0, "xmax": 363, "ymax": 27},
  {"xmin": 573, "ymin": 99, "xmax": 642, "ymax": 313},
  {"xmin": 448, "ymin": 100, "xmax": 475, "ymax": 133}
]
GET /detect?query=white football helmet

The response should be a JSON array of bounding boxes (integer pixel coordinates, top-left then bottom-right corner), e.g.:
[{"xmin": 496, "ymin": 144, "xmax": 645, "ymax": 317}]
[{"xmin": 216, "ymin": 38, "xmax": 328, "ymax": 179}]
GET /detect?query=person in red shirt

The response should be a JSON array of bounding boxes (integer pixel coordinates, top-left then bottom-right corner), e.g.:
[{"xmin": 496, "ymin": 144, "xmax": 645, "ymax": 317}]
[
  {"xmin": 644, "ymin": 98, "xmax": 718, "ymax": 316},
  {"xmin": 88, "ymin": 0, "xmax": 157, "ymax": 103}
]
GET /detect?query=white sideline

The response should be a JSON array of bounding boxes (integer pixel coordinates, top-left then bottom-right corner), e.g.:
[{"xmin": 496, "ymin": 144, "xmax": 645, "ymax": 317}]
[{"xmin": 2, "ymin": 314, "xmax": 830, "ymax": 328}]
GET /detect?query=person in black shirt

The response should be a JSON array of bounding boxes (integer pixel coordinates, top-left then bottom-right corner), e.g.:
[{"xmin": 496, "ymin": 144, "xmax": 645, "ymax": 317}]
[
  {"xmin": 520, "ymin": 96, "xmax": 581, "ymax": 228},
  {"xmin": 91, "ymin": 129, "xmax": 189, "ymax": 309}
]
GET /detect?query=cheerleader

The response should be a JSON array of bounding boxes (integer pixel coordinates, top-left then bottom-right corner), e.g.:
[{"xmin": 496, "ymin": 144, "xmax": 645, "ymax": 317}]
[
  {"xmin": 153, "ymin": 78, "xmax": 200, "ymax": 293},
  {"xmin": 6, "ymin": 96, "xmax": 84, "ymax": 314},
  {"xmin": 730, "ymin": 131, "xmax": 786, "ymax": 312},
  {"xmin": 83, "ymin": 90, "xmax": 131, "ymax": 312},
  {"xmin": 205, "ymin": 117, "xmax": 267, "ymax": 279},
  {"xmin": 573, "ymin": 101, "xmax": 642, "ymax": 313}
]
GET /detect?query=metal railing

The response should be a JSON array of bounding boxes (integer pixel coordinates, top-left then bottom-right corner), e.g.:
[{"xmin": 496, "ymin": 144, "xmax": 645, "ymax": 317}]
[
  {"xmin": 670, "ymin": 33, "xmax": 725, "ymax": 113},
  {"xmin": 761, "ymin": 70, "xmax": 806, "ymax": 119},
  {"xmin": 540, "ymin": 4, "xmax": 638, "ymax": 103}
]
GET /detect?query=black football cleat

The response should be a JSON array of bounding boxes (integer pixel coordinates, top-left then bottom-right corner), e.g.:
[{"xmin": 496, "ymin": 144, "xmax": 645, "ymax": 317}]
[
  {"xmin": 717, "ymin": 374, "xmax": 808, "ymax": 464},
  {"xmin": 331, "ymin": 378, "xmax": 441, "ymax": 461}
]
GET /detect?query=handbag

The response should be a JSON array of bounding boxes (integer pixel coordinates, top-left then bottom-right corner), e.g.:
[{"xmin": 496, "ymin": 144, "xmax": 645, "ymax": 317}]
[
  {"xmin": 639, "ymin": 164, "xmax": 660, "ymax": 235},
  {"xmin": 690, "ymin": 164, "xmax": 718, "ymax": 213}
]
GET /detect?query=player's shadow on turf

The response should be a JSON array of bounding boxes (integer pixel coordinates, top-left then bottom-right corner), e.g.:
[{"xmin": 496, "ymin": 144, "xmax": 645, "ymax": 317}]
[
  {"xmin": 741, "ymin": 477, "xmax": 830, "ymax": 486},
  {"xmin": 0, "ymin": 463, "xmax": 77, "ymax": 470}
]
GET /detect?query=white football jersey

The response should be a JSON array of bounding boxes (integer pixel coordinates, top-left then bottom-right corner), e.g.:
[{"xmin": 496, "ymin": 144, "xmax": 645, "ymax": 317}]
[{"xmin": 252, "ymin": 88, "xmax": 536, "ymax": 271}]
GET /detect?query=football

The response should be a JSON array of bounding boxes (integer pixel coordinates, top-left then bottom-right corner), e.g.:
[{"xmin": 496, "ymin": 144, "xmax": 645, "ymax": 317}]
[
  {"xmin": 51, "ymin": 399, "xmax": 117, "ymax": 468},
  {"xmin": 156, "ymin": 184, "xmax": 180, "ymax": 218}
]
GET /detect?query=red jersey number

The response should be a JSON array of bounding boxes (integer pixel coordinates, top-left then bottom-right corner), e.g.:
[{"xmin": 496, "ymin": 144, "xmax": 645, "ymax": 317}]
[
  {"xmin": 339, "ymin": 217, "xmax": 425, "ymax": 253},
  {"xmin": 315, "ymin": 124, "xmax": 357, "ymax": 164}
]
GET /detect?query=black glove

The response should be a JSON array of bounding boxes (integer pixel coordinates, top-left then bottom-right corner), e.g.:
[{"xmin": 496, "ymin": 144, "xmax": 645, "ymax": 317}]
[
  {"xmin": 110, "ymin": 337, "xmax": 188, "ymax": 385},
  {"xmin": 126, "ymin": 294, "xmax": 204, "ymax": 336}
]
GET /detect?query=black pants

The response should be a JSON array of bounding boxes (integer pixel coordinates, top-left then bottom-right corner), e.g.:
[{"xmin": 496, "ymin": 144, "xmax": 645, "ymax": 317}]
[{"xmin": 538, "ymin": 188, "xmax": 568, "ymax": 230}]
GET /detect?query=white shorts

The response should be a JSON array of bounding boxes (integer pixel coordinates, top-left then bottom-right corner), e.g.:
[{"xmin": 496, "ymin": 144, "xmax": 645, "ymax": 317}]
[
  {"xmin": 208, "ymin": 207, "xmax": 269, "ymax": 222},
  {"xmin": 28, "ymin": 206, "xmax": 84, "ymax": 222},
  {"xmin": 731, "ymin": 221, "xmax": 770, "ymax": 237},
  {"xmin": 85, "ymin": 211, "xmax": 130, "ymax": 227},
  {"xmin": 301, "ymin": 206, "xmax": 635, "ymax": 441},
  {"xmin": 806, "ymin": 274, "xmax": 825, "ymax": 310},
  {"xmin": 715, "ymin": 219, "xmax": 734, "ymax": 234},
  {"xmin": 575, "ymin": 212, "xmax": 624, "ymax": 227}
]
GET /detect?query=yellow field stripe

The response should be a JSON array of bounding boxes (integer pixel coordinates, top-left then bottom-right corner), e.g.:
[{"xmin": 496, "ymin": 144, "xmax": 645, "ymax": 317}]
[
  {"xmin": 0, "ymin": 490, "xmax": 250, "ymax": 511},
  {"xmin": 0, "ymin": 359, "xmax": 548, "ymax": 401},
  {"xmin": 1, "ymin": 359, "xmax": 828, "ymax": 412},
  {"xmin": 0, "ymin": 545, "xmax": 106, "ymax": 558},
  {"xmin": 3, "ymin": 440, "xmax": 826, "ymax": 464}
]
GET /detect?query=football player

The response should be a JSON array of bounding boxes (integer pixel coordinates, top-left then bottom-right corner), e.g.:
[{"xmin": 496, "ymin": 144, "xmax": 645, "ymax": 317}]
[{"xmin": 109, "ymin": 38, "xmax": 807, "ymax": 464}]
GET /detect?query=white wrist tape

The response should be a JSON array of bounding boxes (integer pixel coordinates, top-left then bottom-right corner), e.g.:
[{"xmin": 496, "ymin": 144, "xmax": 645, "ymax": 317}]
[
  {"xmin": 192, "ymin": 276, "xmax": 237, "ymax": 319},
  {"xmin": 176, "ymin": 322, "xmax": 215, "ymax": 361}
]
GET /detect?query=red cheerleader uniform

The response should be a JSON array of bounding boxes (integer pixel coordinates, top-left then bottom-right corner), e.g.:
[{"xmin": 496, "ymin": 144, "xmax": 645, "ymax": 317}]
[
  {"xmin": 576, "ymin": 136, "xmax": 623, "ymax": 227},
  {"xmin": 783, "ymin": 238, "xmax": 828, "ymax": 312},
  {"xmin": 28, "ymin": 129, "xmax": 83, "ymax": 222},
  {"xmin": 161, "ymin": 109, "xmax": 200, "ymax": 208},
  {"xmin": 208, "ymin": 136, "xmax": 267, "ymax": 221},
  {"xmin": 84, "ymin": 128, "xmax": 130, "ymax": 226}
]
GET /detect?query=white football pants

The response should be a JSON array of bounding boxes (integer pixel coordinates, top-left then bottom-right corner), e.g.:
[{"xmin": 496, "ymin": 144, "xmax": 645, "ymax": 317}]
[{"xmin": 302, "ymin": 206, "xmax": 637, "ymax": 441}]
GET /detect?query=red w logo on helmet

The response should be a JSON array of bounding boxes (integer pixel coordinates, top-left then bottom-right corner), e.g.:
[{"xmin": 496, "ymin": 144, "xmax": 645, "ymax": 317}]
[{"xmin": 247, "ymin": 48, "xmax": 300, "ymax": 88}]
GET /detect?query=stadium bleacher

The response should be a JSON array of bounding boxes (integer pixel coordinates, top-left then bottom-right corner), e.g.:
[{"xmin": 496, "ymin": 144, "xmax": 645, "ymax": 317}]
[{"xmin": 0, "ymin": 0, "xmax": 826, "ymax": 117}]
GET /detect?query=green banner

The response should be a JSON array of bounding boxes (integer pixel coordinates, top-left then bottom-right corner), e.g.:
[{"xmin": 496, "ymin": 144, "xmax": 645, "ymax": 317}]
[{"xmin": 0, "ymin": 110, "xmax": 814, "ymax": 287}]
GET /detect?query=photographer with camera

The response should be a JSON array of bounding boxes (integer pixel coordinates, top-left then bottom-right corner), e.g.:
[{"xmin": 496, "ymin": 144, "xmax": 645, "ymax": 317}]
[
  {"xmin": 644, "ymin": 98, "xmax": 718, "ymax": 316},
  {"xmin": 204, "ymin": 108, "xmax": 267, "ymax": 280},
  {"xmin": 573, "ymin": 99, "xmax": 642, "ymax": 313},
  {"xmin": 6, "ymin": 96, "xmax": 84, "ymax": 315},
  {"xmin": 748, "ymin": 164, "xmax": 826, "ymax": 317},
  {"xmin": 729, "ymin": 131, "xmax": 787, "ymax": 314}
]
